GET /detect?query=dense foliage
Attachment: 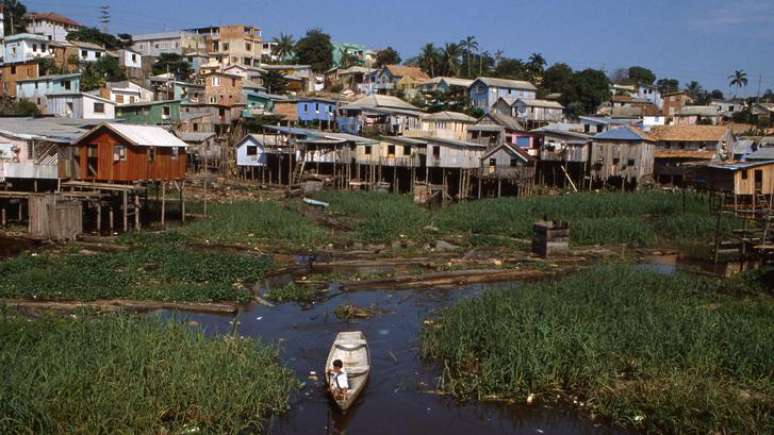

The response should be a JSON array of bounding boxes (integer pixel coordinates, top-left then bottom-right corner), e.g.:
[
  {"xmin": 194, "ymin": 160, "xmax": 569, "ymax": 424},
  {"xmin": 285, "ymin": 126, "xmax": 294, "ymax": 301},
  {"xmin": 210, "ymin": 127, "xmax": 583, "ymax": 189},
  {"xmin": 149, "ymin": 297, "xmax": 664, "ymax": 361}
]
[
  {"xmin": 435, "ymin": 191, "xmax": 730, "ymax": 247},
  {"xmin": 79, "ymin": 56, "xmax": 127, "ymax": 91},
  {"xmin": 294, "ymin": 28, "xmax": 334, "ymax": 72},
  {"xmin": 152, "ymin": 53, "xmax": 193, "ymax": 80},
  {"xmin": 179, "ymin": 201, "xmax": 328, "ymax": 249},
  {"xmin": 0, "ymin": 233, "xmax": 270, "ymax": 302},
  {"xmin": 66, "ymin": 27, "xmax": 133, "ymax": 50},
  {"xmin": 0, "ymin": 315, "xmax": 297, "ymax": 434},
  {"xmin": 422, "ymin": 266, "xmax": 774, "ymax": 434}
]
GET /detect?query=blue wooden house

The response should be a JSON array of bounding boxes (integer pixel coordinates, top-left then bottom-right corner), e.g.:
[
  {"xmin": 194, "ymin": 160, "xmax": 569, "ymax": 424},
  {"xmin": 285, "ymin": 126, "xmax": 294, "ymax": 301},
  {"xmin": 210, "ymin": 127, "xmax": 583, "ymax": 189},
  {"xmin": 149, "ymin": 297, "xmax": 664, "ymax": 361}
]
[
  {"xmin": 468, "ymin": 77, "xmax": 537, "ymax": 113},
  {"xmin": 16, "ymin": 73, "xmax": 81, "ymax": 110},
  {"xmin": 296, "ymin": 98, "xmax": 338, "ymax": 124}
]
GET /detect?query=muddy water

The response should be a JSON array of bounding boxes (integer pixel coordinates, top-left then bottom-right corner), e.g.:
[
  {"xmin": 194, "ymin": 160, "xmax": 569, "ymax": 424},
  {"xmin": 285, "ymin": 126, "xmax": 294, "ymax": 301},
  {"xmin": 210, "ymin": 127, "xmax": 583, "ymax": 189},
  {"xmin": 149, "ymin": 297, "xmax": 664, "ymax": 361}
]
[{"xmin": 154, "ymin": 282, "xmax": 631, "ymax": 435}]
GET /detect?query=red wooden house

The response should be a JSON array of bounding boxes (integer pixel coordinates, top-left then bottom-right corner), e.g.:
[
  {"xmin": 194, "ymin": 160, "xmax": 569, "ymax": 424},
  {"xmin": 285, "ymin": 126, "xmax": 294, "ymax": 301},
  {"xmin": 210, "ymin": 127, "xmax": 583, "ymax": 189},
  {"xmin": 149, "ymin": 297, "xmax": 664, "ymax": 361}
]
[{"xmin": 69, "ymin": 123, "xmax": 188, "ymax": 183}]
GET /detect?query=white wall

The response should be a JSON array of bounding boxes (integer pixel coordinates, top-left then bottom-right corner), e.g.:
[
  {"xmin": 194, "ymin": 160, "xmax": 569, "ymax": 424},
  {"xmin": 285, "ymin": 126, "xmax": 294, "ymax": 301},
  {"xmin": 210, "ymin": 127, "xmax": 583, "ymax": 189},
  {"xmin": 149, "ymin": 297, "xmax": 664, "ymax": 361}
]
[
  {"xmin": 26, "ymin": 21, "xmax": 71, "ymax": 42},
  {"xmin": 3, "ymin": 37, "xmax": 52, "ymax": 63},
  {"xmin": 77, "ymin": 48, "xmax": 104, "ymax": 62},
  {"xmin": 236, "ymin": 136, "xmax": 266, "ymax": 167},
  {"xmin": 120, "ymin": 50, "xmax": 142, "ymax": 69}
]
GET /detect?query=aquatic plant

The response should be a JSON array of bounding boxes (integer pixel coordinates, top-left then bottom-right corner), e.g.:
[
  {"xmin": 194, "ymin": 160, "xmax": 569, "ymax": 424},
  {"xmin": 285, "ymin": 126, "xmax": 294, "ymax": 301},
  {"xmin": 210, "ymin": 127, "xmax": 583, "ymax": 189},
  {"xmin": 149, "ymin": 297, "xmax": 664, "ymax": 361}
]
[
  {"xmin": 264, "ymin": 282, "xmax": 324, "ymax": 304},
  {"xmin": 315, "ymin": 191, "xmax": 430, "ymax": 244},
  {"xmin": 421, "ymin": 265, "xmax": 774, "ymax": 433},
  {"xmin": 435, "ymin": 191, "xmax": 732, "ymax": 247},
  {"xmin": 0, "ymin": 234, "xmax": 270, "ymax": 303},
  {"xmin": 179, "ymin": 201, "xmax": 329, "ymax": 249},
  {"xmin": 0, "ymin": 314, "xmax": 297, "ymax": 434}
]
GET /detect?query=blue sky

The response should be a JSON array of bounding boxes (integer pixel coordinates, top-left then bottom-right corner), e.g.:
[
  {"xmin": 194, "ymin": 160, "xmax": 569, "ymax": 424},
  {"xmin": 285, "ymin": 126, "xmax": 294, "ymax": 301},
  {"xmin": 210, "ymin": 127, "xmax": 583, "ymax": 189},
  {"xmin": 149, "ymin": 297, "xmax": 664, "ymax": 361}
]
[{"xmin": 24, "ymin": 0, "xmax": 774, "ymax": 96}]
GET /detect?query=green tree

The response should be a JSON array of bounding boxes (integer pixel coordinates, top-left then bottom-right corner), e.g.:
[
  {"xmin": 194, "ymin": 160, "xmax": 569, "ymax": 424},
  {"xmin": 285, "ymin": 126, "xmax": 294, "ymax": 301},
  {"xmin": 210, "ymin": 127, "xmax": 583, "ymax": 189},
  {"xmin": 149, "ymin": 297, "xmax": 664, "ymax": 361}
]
[
  {"xmin": 375, "ymin": 47, "xmax": 401, "ymax": 68},
  {"xmin": 35, "ymin": 57, "xmax": 64, "ymax": 76},
  {"xmin": 728, "ymin": 70, "xmax": 748, "ymax": 97},
  {"xmin": 656, "ymin": 78, "xmax": 680, "ymax": 94},
  {"xmin": 541, "ymin": 63, "xmax": 574, "ymax": 101},
  {"xmin": 527, "ymin": 52, "xmax": 546, "ymax": 83},
  {"xmin": 2, "ymin": 0, "xmax": 27, "ymax": 35},
  {"xmin": 67, "ymin": 27, "xmax": 132, "ymax": 50},
  {"xmin": 261, "ymin": 70, "xmax": 288, "ymax": 94},
  {"xmin": 494, "ymin": 57, "xmax": 528, "ymax": 80},
  {"xmin": 460, "ymin": 36, "xmax": 479, "ymax": 77},
  {"xmin": 571, "ymin": 68, "xmax": 610, "ymax": 115},
  {"xmin": 0, "ymin": 99, "xmax": 40, "ymax": 116},
  {"xmin": 684, "ymin": 81, "xmax": 705, "ymax": 102},
  {"xmin": 710, "ymin": 89, "xmax": 725, "ymax": 100},
  {"xmin": 627, "ymin": 66, "xmax": 656, "ymax": 85},
  {"xmin": 152, "ymin": 53, "xmax": 192, "ymax": 80},
  {"xmin": 440, "ymin": 43, "xmax": 462, "ymax": 77},
  {"xmin": 80, "ymin": 56, "xmax": 126, "ymax": 91},
  {"xmin": 418, "ymin": 43, "xmax": 439, "ymax": 77},
  {"xmin": 272, "ymin": 33, "xmax": 295, "ymax": 63},
  {"xmin": 294, "ymin": 28, "xmax": 334, "ymax": 72}
]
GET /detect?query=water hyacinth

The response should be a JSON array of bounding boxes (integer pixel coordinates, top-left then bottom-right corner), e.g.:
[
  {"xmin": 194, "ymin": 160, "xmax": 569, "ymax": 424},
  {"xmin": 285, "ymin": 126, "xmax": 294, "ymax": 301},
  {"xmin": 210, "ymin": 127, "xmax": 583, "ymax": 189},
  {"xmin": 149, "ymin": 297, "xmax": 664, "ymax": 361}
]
[{"xmin": 421, "ymin": 265, "xmax": 774, "ymax": 434}]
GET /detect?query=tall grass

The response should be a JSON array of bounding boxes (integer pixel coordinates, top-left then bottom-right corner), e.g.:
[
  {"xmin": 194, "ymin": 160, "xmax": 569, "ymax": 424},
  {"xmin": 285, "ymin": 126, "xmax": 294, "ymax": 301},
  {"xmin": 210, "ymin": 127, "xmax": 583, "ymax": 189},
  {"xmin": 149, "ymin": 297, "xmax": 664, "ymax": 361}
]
[
  {"xmin": 315, "ymin": 191, "xmax": 430, "ymax": 244},
  {"xmin": 0, "ymin": 233, "xmax": 270, "ymax": 302},
  {"xmin": 0, "ymin": 314, "xmax": 297, "ymax": 434},
  {"xmin": 180, "ymin": 201, "xmax": 328, "ymax": 249},
  {"xmin": 436, "ymin": 191, "xmax": 730, "ymax": 247},
  {"xmin": 421, "ymin": 266, "xmax": 774, "ymax": 433}
]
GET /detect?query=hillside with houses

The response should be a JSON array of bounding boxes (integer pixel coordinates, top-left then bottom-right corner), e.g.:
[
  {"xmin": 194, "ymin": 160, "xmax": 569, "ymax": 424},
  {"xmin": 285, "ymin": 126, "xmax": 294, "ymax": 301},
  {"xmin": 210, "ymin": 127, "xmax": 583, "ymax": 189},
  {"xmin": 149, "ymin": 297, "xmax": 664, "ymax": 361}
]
[{"xmin": 0, "ymin": 2, "xmax": 772, "ymax": 435}]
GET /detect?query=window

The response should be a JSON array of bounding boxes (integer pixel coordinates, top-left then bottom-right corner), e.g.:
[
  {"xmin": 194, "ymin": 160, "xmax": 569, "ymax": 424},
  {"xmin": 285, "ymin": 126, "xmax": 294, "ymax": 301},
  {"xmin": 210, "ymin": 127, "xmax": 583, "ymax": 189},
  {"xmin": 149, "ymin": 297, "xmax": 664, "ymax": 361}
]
[
  {"xmin": 116, "ymin": 95, "xmax": 124, "ymax": 104},
  {"xmin": 489, "ymin": 158, "xmax": 497, "ymax": 167},
  {"xmin": 148, "ymin": 147, "xmax": 156, "ymax": 162},
  {"xmin": 223, "ymin": 43, "xmax": 230, "ymax": 51},
  {"xmin": 246, "ymin": 145, "xmax": 257, "ymax": 156},
  {"xmin": 231, "ymin": 78, "xmax": 236, "ymax": 87},
  {"xmin": 212, "ymin": 76, "xmax": 221, "ymax": 86},
  {"xmin": 304, "ymin": 104, "xmax": 309, "ymax": 112},
  {"xmin": 387, "ymin": 145, "xmax": 395, "ymax": 156},
  {"xmin": 171, "ymin": 147, "xmax": 179, "ymax": 160},
  {"xmin": 510, "ymin": 158, "xmax": 519, "ymax": 167},
  {"xmin": 741, "ymin": 170, "xmax": 748, "ymax": 180},
  {"xmin": 64, "ymin": 80, "xmax": 71, "ymax": 90},
  {"xmin": 212, "ymin": 41, "xmax": 219, "ymax": 51},
  {"xmin": 403, "ymin": 145, "xmax": 411, "ymax": 156},
  {"xmin": 246, "ymin": 43, "xmax": 251, "ymax": 51},
  {"xmin": 93, "ymin": 102, "xmax": 105, "ymax": 113},
  {"xmin": 81, "ymin": 49, "xmax": 87, "ymax": 58},
  {"xmin": 627, "ymin": 159, "xmax": 635, "ymax": 166},
  {"xmin": 95, "ymin": 52, "xmax": 101, "ymax": 58},
  {"xmin": 130, "ymin": 96, "xmax": 136, "ymax": 103},
  {"xmin": 10, "ymin": 66, "xmax": 16, "ymax": 75},
  {"xmin": 315, "ymin": 103, "xmax": 319, "ymax": 112},
  {"xmin": 113, "ymin": 144, "xmax": 127, "ymax": 162},
  {"xmin": 162, "ymin": 106, "xmax": 171, "ymax": 117},
  {"xmin": 364, "ymin": 145, "xmax": 372, "ymax": 155},
  {"xmin": 131, "ymin": 53, "xmax": 137, "ymax": 62},
  {"xmin": 32, "ymin": 44, "xmax": 37, "ymax": 52},
  {"xmin": 34, "ymin": 82, "xmax": 39, "ymax": 89}
]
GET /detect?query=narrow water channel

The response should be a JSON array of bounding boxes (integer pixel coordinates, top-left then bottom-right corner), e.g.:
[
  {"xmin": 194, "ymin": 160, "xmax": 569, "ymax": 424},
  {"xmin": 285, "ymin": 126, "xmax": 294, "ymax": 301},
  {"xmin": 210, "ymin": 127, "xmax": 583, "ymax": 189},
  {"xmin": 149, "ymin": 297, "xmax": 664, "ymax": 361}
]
[{"xmin": 153, "ymin": 283, "xmax": 632, "ymax": 435}]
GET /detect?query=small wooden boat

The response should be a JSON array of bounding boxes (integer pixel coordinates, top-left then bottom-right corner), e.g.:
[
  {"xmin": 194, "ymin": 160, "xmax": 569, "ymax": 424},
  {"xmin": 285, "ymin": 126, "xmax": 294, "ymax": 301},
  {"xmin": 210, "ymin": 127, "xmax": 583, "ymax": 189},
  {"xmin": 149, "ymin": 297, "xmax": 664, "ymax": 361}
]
[
  {"xmin": 303, "ymin": 198, "xmax": 330, "ymax": 208},
  {"xmin": 325, "ymin": 331, "xmax": 370, "ymax": 411}
]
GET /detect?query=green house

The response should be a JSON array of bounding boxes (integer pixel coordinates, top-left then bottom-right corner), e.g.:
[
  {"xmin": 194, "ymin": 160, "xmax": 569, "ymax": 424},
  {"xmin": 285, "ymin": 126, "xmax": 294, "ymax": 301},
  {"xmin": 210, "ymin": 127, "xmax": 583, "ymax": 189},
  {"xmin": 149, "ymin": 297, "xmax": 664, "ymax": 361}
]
[{"xmin": 115, "ymin": 100, "xmax": 182, "ymax": 125}]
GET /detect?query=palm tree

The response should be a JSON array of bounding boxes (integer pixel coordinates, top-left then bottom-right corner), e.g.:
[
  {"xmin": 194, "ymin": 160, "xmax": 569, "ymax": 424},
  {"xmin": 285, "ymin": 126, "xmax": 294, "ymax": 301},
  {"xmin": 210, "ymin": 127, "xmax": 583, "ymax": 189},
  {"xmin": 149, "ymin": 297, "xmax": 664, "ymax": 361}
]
[
  {"xmin": 728, "ymin": 70, "xmax": 748, "ymax": 97},
  {"xmin": 442, "ymin": 43, "xmax": 462, "ymax": 77},
  {"xmin": 419, "ymin": 43, "xmax": 438, "ymax": 77},
  {"xmin": 685, "ymin": 81, "xmax": 704, "ymax": 102},
  {"xmin": 460, "ymin": 35, "xmax": 479, "ymax": 77},
  {"xmin": 272, "ymin": 33, "xmax": 295, "ymax": 63},
  {"xmin": 527, "ymin": 52, "xmax": 546, "ymax": 84}
]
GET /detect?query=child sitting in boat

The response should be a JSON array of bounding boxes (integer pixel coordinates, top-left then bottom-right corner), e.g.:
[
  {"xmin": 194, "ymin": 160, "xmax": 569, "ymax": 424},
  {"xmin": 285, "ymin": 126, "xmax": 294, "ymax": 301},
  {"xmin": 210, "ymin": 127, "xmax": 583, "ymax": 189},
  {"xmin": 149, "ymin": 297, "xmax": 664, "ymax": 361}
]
[{"xmin": 327, "ymin": 359, "xmax": 349, "ymax": 400}]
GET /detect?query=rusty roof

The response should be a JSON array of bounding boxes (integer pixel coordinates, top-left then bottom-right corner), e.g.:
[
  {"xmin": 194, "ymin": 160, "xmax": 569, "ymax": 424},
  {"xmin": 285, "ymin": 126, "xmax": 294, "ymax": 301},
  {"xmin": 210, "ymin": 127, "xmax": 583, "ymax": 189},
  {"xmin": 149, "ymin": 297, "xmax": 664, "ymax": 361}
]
[{"xmin": 650, "ymin": 125, "xmax": 730, "ymax": 142}]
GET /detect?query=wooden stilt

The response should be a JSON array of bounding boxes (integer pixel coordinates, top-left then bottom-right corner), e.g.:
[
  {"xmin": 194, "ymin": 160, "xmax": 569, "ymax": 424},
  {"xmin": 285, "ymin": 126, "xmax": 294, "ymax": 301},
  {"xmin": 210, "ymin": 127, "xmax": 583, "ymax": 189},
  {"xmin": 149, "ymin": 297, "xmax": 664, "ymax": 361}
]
[
  {"xmin": 96, "ymin": 203, "xmax": 102, "ymax": 234},
  {"xmin": 180, "ymin": 181, "xmax": 185, "ymax": 224},
  {"xmin": 109, "ymin": 208, "xmax": 114, "ymax": 235},
  {"xmin": 2, "ymin": 207, "xmax": 6, "ymax": 227},
  {"xmin": 478, "ymin": 170, "xmax": 482, "ymax": 199},
  {"xmin": 161, "ymin": 182, "xmax": 166, "ymax": 229},
  {"xmin": 134, "ymin": 194, "xmax": 141, "ymax": 232},
  {"xmin": 123, "ymin": 191, "xmax": 128, "ymax": 232},
  {"xmin": 497, "ymin": 176, "xmax": 502, "ymax": 198}
]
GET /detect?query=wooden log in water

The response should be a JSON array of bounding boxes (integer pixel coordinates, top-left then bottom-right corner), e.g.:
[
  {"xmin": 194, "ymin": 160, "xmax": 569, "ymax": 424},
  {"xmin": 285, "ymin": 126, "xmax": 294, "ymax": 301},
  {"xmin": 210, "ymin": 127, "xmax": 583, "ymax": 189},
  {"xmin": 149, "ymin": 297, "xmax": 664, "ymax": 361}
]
[{"xmin": 1, "ymin": 299, "xmax": 239, "ymax": 314}]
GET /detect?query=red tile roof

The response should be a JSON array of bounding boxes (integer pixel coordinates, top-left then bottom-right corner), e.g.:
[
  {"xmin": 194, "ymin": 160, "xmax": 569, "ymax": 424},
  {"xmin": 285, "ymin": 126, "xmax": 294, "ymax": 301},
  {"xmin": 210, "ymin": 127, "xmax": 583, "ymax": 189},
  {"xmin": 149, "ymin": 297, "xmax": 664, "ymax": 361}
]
[{"xmin": 25, "ymin": 12, "xmax": 80, "ymax": 27}]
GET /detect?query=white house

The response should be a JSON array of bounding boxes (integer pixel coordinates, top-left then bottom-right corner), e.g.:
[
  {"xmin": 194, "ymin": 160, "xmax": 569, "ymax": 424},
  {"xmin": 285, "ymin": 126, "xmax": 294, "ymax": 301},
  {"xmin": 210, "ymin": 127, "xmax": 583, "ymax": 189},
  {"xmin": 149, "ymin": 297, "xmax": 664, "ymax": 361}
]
[
  {"xmin": 512, "ymin": 98, "xmax": 564, "ymax": 123},
  {"xmin": 234, "ymin": 134, "xmax": 269, "ymax": 167},
  {"xmin": 73, "ymin": 41, "xmax": 106, "ymax": 62},
  {"xmin": 101, "ymin": 81, "xmax": 153, "ymax": 105},
  {"xmin": 637, "ymin": 84, "xmax": 663, "ymax": 109},
  {"xmin": 24, "ymin": 12, "xmax": 80, "ymax": 42},
  {"xmin": 3, "ymin": 33, "xmax": 53, "ymax": 64},
  {"xmin": 46, "ymin": 92, "xmax": 116, "ymax": 119},
  {"xmin": 117, "ymin": 48, "xmax": 142, "ymax": 69}
]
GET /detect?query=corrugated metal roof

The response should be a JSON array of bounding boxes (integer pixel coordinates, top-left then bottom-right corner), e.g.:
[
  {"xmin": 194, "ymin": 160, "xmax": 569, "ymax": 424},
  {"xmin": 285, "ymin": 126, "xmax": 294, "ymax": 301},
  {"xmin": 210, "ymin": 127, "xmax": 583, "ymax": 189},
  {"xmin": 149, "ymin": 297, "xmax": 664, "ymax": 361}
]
[
  {"xmin": 343, "ymin": 95, "xmax": 421, "ymax": 113},
  {"xmin": 177, "ymin": 132, "xmax": 215, "ymax": 143},
  {"xmin": 0, "ymin": 117, "xmax": 87, "ymax": 143},
  {"xmin": 473, "ymin": 77, "xmax": 537, "ymax": 91},
  {"xmin": 593, "ymin": 126, "xmax": 653, "ymax": 142},
  {"xmin": 746, "ymin": 147, "xmax": 774, "ymax": 161},
  {"xmin": 516, "ymin": 98, "xmax": 564, "ymax": 109},
  {"xmin": 80, "ymin": 123, "xmax": 188, "ymax": 148},
  {"xmin": 421, "ymin": 111, "xmax": 476, "ymax": 123}
]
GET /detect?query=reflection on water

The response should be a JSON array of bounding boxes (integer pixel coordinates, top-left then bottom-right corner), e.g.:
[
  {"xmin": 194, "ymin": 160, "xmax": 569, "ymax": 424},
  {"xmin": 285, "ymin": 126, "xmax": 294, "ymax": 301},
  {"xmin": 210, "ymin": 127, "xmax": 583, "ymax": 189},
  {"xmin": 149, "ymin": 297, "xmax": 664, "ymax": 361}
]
[{"xmin": 153, "ymin": 283, "xmax": 632, "ymax": 435}]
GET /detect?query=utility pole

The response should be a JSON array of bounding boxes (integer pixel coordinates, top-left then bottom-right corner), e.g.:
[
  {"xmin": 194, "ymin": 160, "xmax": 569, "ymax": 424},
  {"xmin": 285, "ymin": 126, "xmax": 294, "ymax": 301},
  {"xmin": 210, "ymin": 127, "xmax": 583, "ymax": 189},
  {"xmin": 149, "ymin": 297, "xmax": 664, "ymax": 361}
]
[
  {"xmin": 757, "ymin": 74, "xmax": 762, "ymax": 103},
  {"xmin": 99, "ymin": 4, "xmax": 110, "ymax": 34}
]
